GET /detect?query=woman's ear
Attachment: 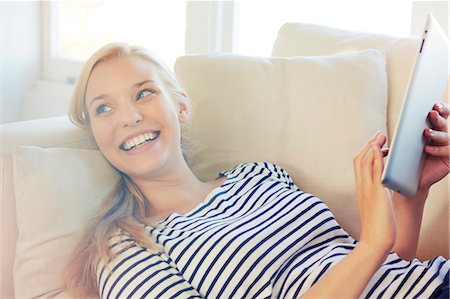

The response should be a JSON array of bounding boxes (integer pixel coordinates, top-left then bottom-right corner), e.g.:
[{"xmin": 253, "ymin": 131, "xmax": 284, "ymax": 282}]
[{"xmin": 177, "ymin": 94, "xmax": 190, "ymax": 124}]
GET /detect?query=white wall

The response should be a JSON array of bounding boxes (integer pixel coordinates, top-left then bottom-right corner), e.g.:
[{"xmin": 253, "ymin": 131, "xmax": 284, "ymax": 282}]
[
  {"xmin": 1, "ymin": 1, "xmax": 41, "ymax": 124},
  {"xmin": 411, "ymin": 1, "xmax": 449, "ymax": 36}
]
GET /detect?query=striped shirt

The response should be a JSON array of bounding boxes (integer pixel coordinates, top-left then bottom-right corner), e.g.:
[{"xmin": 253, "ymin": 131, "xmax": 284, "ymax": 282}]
[{"xmin": 98, "ymin": 162, "xmax": 449, "ymax": 298}]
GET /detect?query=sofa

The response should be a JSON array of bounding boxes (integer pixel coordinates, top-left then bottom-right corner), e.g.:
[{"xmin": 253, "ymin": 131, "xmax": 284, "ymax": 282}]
[{"xmin": 1, "ymin": 22, "xmax": 448, "ymax": 298}]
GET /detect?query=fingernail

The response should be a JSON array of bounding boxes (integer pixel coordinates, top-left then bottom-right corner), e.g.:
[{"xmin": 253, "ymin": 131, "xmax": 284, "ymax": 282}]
[{"xmin": 437, "ymin": 103, "xmax": 444, "ymax": 110}]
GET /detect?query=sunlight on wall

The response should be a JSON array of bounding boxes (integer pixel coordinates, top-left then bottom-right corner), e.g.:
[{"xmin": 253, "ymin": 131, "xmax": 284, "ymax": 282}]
[{"xmin": 236, "ymin": 0, "xmax": 413, "ymax": 56}]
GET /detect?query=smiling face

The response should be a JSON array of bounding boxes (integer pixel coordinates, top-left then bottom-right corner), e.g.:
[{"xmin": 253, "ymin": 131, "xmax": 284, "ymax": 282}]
[{"xmin": 85, "ymin": 55, "xmax": 189, "ymax": 180}]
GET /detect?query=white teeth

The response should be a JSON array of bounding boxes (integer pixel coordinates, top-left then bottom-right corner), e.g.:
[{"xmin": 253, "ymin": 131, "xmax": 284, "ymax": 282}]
[{"xmin": 122, "ymin": 132, "xmax": 159, "ymax": 151}]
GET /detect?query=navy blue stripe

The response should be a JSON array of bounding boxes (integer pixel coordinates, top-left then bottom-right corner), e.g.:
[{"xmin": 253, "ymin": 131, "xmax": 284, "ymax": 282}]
[
  {"xmin": 291, "ymin": 254, "xmax": 344, "ymax": 299},
  {"xmin": 192, "ymin": 189, "xmax": 305, "ymax": 288},
  {"xmin": 401, "ymin": 264, "xmax": 429, "ymax": 298},
  {"xmin": 177, "ymin": 184, "xmax": 288, "ymax": 276},
  {"xmin": 160, "ymin": 163, "xmax": 257, "ymax": 228},
  {"xmin": 155, "ymin": 281, "xmax": 194, "ymax": 299},
  {"xmin": 290, "ymin": 246, "xmax": 354, "ymax": 298},
  {"xmin": 99, "ymin": 242, "xmax": 137, "ymax": 287},
  {"xmin": 99, "ymin": 244, "xmax": 141, "ymax": 294},
  {"xmin": 154, "ymin": 185, "xmax": 235, "ymax": 243},
  {"xmin": 181, "ymin": 291, "xmax": 203, "ymax": 299},
  {"xmin": 214, "ymin": 200, "xmax": 326, "ymax": 297},
  {"xmin": 140, "ymin": 272, "xmax": 180, "ymax": 298},
  {"xmin": 114, "ymin": 260, "xmax": 165, "ymax": 298},
  {"xmin": 151, "ymin": 179, "xmax": 239, "ymax": 242},
  {"xmin": 126, "ymin": 266, "xmax": 173, "ymax": 299},
  {"xmin": 173, "ymin": 288, "xmax": 203, "ymax": 299},
  {"xmin": 221, "ymin": 209, "xmax": 333, "ymax": 298},
  {"xmin": 236, "ymin": 223, "xmax": 342, "ymax": 298},
  {"xmin": 413, "ymin": 259, "xmax": 447, "ymax": 298},
  {"xmin": 104, "ymin": 249, "xmax": 151, "ymax": 298},
  {"xmin": 365, "ymin": 259, "xmax": 412, "ymax": 298},
  {"xmin": 312, "ymin": 262, "xmax": 333, "ymax": 285},
  {"xmin": 243, "ymin": 225, "xmax": 343, "ymax": 298},
  {"xmin": 176, "ymin": 184, "xmax": 290, "ymax": 275},
  {"xmin": 282, "ymin": 245, "xmax": 354, "ymax": 298},
  {"xmin": 109, "ymin": 237, "xmax": 133, "ymax": 249},
  {"xmin": 106, "ymin": 254, "xmax": 153, "ymax": 299},
  {"xmin": 165, "ymin": 170, "xmax": 267, "ymax": 243},
  {"xmin": 376, "ymin": 271, "xmax": 406, "ymax": 299},
  {"xmin": 385, "ymin": 256, "xmax": 404, "ymax": 265},
  {"xmin": 173, "ymin": 176, "xmax": 280, "ymax": 236},
  {"xmin": 390, "ymin": 264, "xmax": 421, "ymax": 298},
  {"xmin": 271, "ymin": 235, "xmax": 350, "ymax": 286},
  {"xmin": 199, "ymin": 191, "xmax": 311, "ymax": 293},
  {"xmin": 173, "ymin": 180, "xmax": 283, "ymax": 264}
]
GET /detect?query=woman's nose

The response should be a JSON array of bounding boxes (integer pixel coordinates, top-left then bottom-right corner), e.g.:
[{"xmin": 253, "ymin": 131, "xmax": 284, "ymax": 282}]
[{"xmin": 120, "ymin": 103, "xmax": 143, "ymax": 127}]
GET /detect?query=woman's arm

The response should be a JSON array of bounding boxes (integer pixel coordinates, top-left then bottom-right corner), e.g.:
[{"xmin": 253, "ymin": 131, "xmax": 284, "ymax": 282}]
[
  {"xmin": 390, "ymin": 190, "xmax": 427, "ymax": 260},
  {"xmin": 299, "ymin": 103, "xmax": 449, "ymax": 298},
  {"xmin": 300, "ymin": 132, "xmax": 396, "ymax": 298},
  {"xmin": 300, "ymin": 243, "xmax": 388, "ymax": 298},
  {"xmin": 392, "ymin": 102, "xmax": 449, "ymax": 260}
]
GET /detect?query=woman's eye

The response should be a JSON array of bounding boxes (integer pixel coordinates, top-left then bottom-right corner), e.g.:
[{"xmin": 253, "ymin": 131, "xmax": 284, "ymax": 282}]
[
  {"xmin": 137, "ymin": 89, "xmax": 156, "ymax": 101},
  {"xmin": 96, "ymin": 104, "xmax": 112, "ymax": 115}
]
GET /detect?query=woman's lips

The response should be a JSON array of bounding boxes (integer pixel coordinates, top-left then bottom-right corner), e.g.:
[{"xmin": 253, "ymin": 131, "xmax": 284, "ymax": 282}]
[{"xmin": 119, "ymin": 131, "xmax": 160, "ymax": 152}]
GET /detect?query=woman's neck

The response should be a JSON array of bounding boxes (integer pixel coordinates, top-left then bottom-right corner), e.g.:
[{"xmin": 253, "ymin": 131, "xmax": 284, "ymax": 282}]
[{"xmin": 131, "ymin": 161, "xmax": 222, "ymax": 222}]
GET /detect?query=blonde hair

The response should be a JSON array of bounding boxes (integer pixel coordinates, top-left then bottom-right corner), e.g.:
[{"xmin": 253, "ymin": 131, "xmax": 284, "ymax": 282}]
[{"xmin": 65, "ymin": 43, "xmax": 192, "ymax": 297}]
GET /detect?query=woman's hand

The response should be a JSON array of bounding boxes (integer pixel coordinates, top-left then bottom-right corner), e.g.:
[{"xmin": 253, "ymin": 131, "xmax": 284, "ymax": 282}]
[
  {"xmin": 300, "ymin": 132, "xmax": 397, "ymax": 299},
  {"xmin": 419, "ymin": 102, "xmax": 450, "ymax": 192},
  {"xmin": 353, "ymin": 132, "xmax": 396, "ymax": 255}
]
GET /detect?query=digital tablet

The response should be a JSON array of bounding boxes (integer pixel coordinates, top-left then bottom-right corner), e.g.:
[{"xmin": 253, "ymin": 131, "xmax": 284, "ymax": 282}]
[{"xmin": 381, "ymin": 13, "xmax": 449, "ymax": 198}]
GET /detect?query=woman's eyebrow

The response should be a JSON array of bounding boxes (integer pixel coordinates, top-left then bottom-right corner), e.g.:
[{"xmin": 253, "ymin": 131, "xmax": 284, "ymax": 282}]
[
  {"xmin": 133, "ymin": 79, "xmax": 155, "ymax": 88},
  {"xmin": 88, "ymin": 80, "xmax": 156, "ymax": 107},
  {"xmin": 88, "ymin": 94, "xmax": 108, "ymax": 108}
]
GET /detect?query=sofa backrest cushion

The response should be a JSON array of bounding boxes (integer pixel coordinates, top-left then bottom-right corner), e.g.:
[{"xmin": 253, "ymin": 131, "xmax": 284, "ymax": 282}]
[
  {"xmin": 175, "ymin": 50, "xmax": 388, "ymax": 239},
  {"xmin": 271, "ymin": 22, "xmax": 421, "ymax": 139}
]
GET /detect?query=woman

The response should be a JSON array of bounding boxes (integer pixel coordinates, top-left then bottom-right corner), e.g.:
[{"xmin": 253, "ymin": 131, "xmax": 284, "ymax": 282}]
[{"xmin": 65, "ymin": 43, "xmax": 449, "ymax": 298}]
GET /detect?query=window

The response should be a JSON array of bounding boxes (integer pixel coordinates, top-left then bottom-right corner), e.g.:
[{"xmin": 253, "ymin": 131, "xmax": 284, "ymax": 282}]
[
  {"xmin": 55, "ymin": 2, "xmax": 186, "ymax": 64},
  {"xmin": 43, "ymin": 1, "xmax": 187, "ymax": 82},
  {"xmin": 44, "ymin": 1, "xmax": 435, "ymax": 83}
]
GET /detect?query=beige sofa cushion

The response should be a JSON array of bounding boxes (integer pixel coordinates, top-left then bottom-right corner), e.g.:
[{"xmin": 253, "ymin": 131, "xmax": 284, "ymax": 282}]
[
  {"xmin": 13, "ymin": 146, "xmax": 119, "ymax": 298},
  {"xmin": 271, "ymin": 22, "xmax": 448, "ymax": 260},
  {"xmin": 175, "ymin": 50, "xmax": 388, "ymax": 240},
  {"xmin": 272, "ymin": 22, "xmax": 421, "ymax": 139}
]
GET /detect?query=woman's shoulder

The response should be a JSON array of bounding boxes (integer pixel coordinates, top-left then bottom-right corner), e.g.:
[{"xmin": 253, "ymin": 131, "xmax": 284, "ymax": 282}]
[
  {"xmin": 219, "ymin": 161, "xmax": 297, "ymax": 189},
  {"xmin": 99, "ymin": 229, "xmax": 162, "ymax": 270},
  {"xmin": 105, "ymin": 230, "xmax": 138, "ymax": 254}
]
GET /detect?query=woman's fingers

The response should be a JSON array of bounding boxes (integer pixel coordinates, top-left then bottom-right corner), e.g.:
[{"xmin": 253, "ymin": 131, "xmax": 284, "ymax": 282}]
[
  {"xmin": 424, "ymin": 128, "xmax": 450, "ymax": 146},
  {"xmin": 435, "ymin": 102, "xmax": 449, "ymax": 119},
  {"xmin": 354, "ymin": 131, "xmax": 382, "ymax": 185},
  {"xmin": 354, "ymin": 132, "xmax": 387, "ymax": 189},
  {"xmin": 361, "ymin": 144, "xmax": 375, "ymax": 185},
  {"xmin": 371, "ymin": 134, "xmax": 387, "ymax": 182},
  {"xmin": 429, "ymin": 103, "xmax": 449, "ymax": 132},
  {"xmin": 373, "ymin": 144, "xmax": 384, "ymax": 181},
  {"xmin": 424, "ymin": 144, "xmax": 450, "ymax": 157}
]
